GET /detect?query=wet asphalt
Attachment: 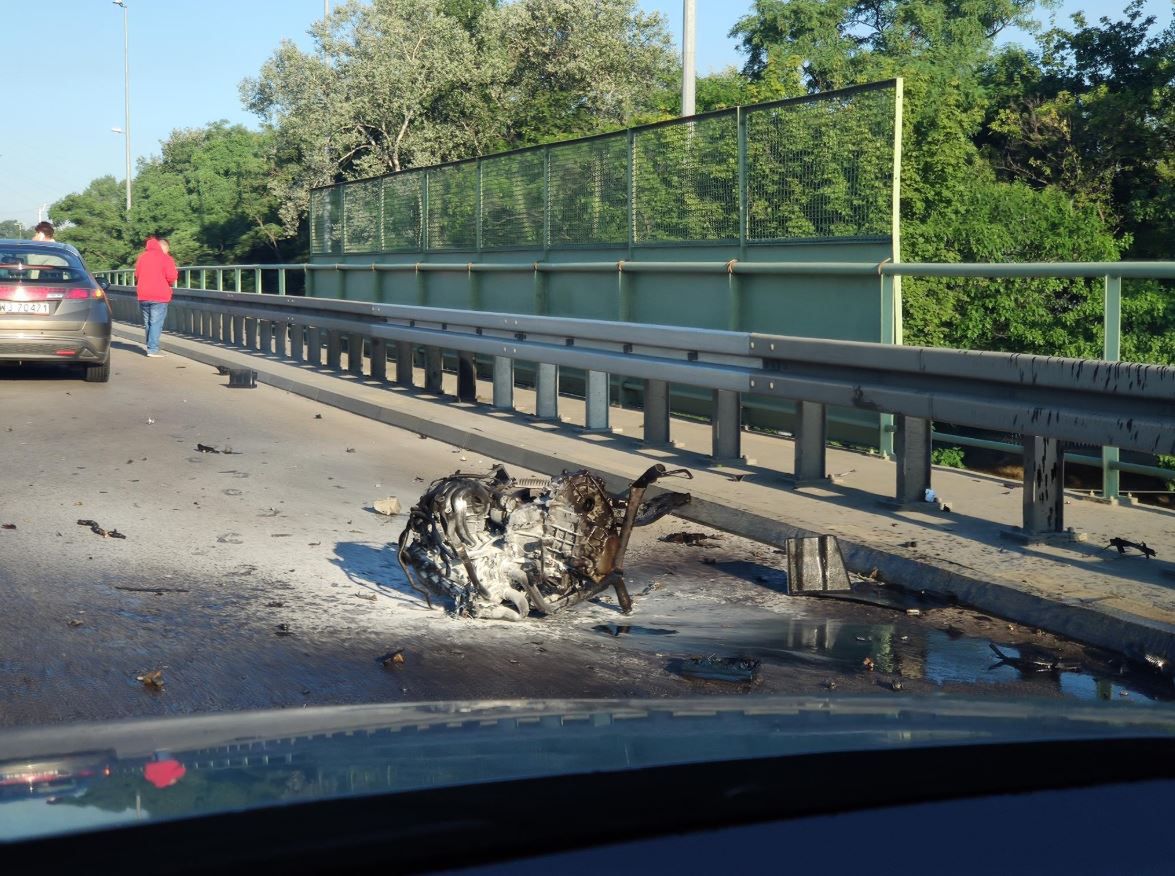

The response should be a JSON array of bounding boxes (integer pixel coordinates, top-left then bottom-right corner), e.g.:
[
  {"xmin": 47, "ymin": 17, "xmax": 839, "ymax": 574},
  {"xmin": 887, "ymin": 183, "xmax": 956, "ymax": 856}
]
[{"xmin": 1, "ymin": 344, "xmax": 1171, "ymax": 728}]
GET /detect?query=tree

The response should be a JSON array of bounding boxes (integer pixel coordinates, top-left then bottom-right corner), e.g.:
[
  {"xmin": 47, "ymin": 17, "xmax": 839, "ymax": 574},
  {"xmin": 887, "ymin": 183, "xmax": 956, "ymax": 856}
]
[
  {"xmin": 51, "ymin": 176, "xmax": 133, "ymax": 271},
  {"xmin": 0, "ymin": 219, "xmax": 32, "ymax": 239}
]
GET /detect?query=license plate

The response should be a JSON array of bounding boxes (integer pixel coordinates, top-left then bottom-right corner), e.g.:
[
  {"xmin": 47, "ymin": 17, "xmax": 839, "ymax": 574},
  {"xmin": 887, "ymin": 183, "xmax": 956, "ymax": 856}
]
[{"xmin": 0, "ymin": 302, "xmax": 51, "ymax": 314}]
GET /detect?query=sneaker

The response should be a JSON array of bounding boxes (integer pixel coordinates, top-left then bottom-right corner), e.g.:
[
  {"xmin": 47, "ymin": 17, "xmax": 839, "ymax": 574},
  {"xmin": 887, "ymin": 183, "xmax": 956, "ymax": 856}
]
[{"xmin": 146, "ymin": 351, "xmax": 165, "ymax": 358}]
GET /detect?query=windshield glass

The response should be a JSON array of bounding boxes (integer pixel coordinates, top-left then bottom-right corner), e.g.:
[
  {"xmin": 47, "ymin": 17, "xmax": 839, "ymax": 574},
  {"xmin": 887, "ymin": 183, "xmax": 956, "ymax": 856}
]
[{"xmin": 0, "ymin": 248, "xmax": 87, "ymax": 283}]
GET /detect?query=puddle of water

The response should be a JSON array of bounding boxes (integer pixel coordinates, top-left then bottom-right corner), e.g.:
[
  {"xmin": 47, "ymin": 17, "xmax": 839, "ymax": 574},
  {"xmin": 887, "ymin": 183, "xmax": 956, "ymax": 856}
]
[{"xmin": 592, "ymin": 624, "xmax": 677, "ymax": 637}]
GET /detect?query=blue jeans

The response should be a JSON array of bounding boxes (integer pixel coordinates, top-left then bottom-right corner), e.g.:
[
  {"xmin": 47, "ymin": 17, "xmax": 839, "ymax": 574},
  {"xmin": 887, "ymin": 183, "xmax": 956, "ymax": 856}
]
[{"xmin": 140, "ymin": 302, "xmax": 168, "ymax": 353}]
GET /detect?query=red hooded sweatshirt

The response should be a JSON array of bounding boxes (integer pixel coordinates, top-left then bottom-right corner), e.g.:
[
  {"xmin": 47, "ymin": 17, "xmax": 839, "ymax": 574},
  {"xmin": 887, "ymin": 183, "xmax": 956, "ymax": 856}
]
[{"xmin": 134, "ymin": 238, "xmax": 179, "ymax": 303}]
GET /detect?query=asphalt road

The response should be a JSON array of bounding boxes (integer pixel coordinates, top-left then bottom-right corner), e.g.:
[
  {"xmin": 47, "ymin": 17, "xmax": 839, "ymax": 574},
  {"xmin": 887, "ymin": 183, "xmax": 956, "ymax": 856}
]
[{"xmin": 0, "ymin": 341, "xmax": 1168, "ymax": 728}]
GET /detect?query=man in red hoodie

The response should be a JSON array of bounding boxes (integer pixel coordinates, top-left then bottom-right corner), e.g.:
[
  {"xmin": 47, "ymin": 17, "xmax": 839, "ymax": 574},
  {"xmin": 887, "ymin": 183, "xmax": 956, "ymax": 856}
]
[{"xmin": 134, "ymin": 235, "xmax": 179, "ymax": 357}]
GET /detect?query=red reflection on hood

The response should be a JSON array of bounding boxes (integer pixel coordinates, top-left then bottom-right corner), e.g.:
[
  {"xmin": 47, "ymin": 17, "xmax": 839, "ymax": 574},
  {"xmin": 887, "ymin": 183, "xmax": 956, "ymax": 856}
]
[{"xmin": 144, "ymin": 759, "xmax": 186, "ymax": 789}]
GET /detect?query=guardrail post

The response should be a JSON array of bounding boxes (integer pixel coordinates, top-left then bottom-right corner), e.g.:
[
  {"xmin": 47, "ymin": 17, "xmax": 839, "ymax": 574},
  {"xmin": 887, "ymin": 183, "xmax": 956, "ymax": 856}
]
[
  {"xmin": 259, "ymin": 320, "xmax": 273, "ymax": 354},
  {"xmin": 396, "ymin": 342, "xmax": 414, "ymax": 387},
  {"xmin": 245, "ymin": 317, "xmax": 257, "ymax": 350},
  {"xmin": 306, "ymin": 326, "xmax": 322, "ymax": 365},
  {"xmin": 711, "ymin": 390, "xmax": 742, "ymax": 462},
  {"xmin": 457, "ymin": 352, "xmax": 478, "ymax": 402},
  {"xmin": 536, "ymin": 363, "xmax": 559, "ymax": 419},
  {"xmin": 1102, "ymin": 273, "xmax": 1122, "ymax": 503},
  {"xmin": 370, "ymin": 339, "xmax": 387, "ymax": 381},
  {"xmin": 233, "ymin": 315, "xmax": 246, "ymax": 348},
  {"xmin": 643, "ymin": 379, "xmax": 670, "ymax": 444},
  {"xmin": 326, "ymin": 330, "xmax": 342, "ymax": 370},
  {"xmin": 1020, "ymin": 435, "xmax": 1065, "ymax": 538},
  {"xmin": 425, "ymin": 347, "xmax": 444, "ymax": 393},
  {"xmin": 234, "ymin": 268, "xmax": 242, "ymax": 293},
  {"xmin": 291, "ymin": 322, "xmax": 305, "ymax": 362},
  {"xmin": 893, "ymin": 415, "xmax": 932, "ymax": 504},
  {"xmin": 348, "ymin": 334, "xmax": 364, "ymax": 376},
  {"xmin": 493, "ymin": 356, "xmax": 514, "ymax": 410},
  {"xmin": 585, "ymin": 371, "xmax": 610, "ymax": 431},
  {"xmin": 183, "ymin": 268, "xmax": 191, "ymax": 289},
  {"xmin": 253, "ymin": 268, "xmax": 261, "ymax": 294},
  {"xmin": 794, "ymin": 401, "xmax": 827, "ymax": 484},
  {"xmin": 278, "ymin": 269, "xmax": 287, "ymax": 296},
  {"xmin": 216, "ymin": 269, "xmax": 224, "ymax": 292}
]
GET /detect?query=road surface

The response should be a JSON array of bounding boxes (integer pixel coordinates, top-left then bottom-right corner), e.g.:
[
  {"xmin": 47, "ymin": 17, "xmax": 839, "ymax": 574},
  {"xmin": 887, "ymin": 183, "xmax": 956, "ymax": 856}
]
[{"xmin": 0, "ymin": 341, "xmax": 1167, "ymax": 727}]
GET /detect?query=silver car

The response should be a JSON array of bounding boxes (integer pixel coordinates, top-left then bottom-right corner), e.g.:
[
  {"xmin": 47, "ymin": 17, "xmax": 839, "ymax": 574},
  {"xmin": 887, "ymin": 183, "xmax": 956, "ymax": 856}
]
[{"xmin": 0, "ymin": 240, "xmax": 112, "ymax": 382}]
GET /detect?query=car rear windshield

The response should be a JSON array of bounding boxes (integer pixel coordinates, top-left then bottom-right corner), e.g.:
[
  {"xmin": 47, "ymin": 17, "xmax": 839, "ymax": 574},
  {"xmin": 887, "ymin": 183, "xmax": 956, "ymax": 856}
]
[{"xmin": 0, "ymin": 248, "xmax": 88, "ymax": 284}]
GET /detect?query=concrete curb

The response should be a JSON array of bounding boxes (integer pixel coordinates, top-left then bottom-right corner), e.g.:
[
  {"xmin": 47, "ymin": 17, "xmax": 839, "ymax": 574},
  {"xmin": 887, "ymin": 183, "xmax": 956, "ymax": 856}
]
[{"xmin": 114, "ymin": 326, "xmax": 1175, "ymax": 666}]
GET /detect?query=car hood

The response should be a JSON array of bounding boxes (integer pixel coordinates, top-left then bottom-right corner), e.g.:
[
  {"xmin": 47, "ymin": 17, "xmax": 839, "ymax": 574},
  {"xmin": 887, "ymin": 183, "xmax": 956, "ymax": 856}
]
[{"xmin": 2, "ymin": 695, "xmax": 1174, "ymax": 841}]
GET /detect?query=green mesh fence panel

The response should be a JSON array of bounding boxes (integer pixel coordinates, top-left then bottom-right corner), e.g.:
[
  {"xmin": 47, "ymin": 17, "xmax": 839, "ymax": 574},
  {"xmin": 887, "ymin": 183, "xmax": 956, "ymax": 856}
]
[
  {"xmin": 481, "ymin": 151, "xmax": 546, "ymax": 248},
  {"xmin": 633, "ymin": 114, "xmax": 739, "ymax": 244},
  {"xmin": 309, "ymin": 82, "xmax": 898, "ymax": 253},
  {"xmin": 382, "ymin": 172, "xmax": 424, "ymax": 252},
  {"xmin": 427, "ymin": 162, "xmax": 478, "ymax": 250},
  {"xmin": 746, "ymin": 87, "xmax": 894, "ymax": 241},
  {"xmin": 310, "ymin": 187, "xmax": 343, "ymax": 255},
  {"xmin": 343, "ymin": 178, "xmax": 382, "ymax": 253},
  {"xmin": 548, "ymin": 134, "xmax": 629, "ymax": 246}
]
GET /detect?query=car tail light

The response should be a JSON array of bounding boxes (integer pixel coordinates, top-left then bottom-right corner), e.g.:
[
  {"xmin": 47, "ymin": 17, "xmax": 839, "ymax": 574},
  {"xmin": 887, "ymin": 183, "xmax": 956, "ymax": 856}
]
[{"xmin": 0, "ymin": 285, "xmax": 99, "ymax": 301}]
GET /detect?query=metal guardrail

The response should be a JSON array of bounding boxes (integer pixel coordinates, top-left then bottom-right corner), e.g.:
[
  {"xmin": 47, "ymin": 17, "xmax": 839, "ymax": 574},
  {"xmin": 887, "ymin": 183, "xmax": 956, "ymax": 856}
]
[{"xmin": 104, "ymin": 285, "xmax": 1175, "ymax": 539}]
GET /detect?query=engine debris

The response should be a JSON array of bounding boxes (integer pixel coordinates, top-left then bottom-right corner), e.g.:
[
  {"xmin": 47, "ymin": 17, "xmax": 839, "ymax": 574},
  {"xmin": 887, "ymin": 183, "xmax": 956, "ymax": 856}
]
[{"xmin": 396, "ymin": 464, "xmax": 692, "ymax": 620}]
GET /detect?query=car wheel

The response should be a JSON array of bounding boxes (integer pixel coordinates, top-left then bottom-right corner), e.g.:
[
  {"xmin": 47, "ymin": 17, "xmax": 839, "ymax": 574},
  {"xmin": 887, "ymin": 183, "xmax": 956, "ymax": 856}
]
[{"xmin": 83, "ymin": 358, "xmax": 111, "ymax": 383}]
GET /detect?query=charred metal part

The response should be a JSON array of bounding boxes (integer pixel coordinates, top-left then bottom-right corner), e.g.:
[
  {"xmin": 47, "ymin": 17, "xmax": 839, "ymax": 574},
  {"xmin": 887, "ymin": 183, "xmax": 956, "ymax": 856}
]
[{"xmin": 396, "ymin": 464, "xmax": 692, "ymax": 620}]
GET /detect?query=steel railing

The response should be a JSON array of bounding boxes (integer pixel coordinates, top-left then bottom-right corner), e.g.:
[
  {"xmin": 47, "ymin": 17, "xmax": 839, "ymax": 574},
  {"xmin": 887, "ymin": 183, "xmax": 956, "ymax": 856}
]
[{"xmin": 102, "ymin": 284, "xmax": 1175, "ymax": 538}]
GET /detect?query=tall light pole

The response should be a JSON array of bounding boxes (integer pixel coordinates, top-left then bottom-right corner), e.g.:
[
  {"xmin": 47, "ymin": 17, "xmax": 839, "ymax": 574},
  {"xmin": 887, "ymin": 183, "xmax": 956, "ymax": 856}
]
[
  {"xmin": 113, "ymin": 0, "xmax": 131, "ymax": 212},
  {"xmin": 681, "ymin": 0, "xmax": 696, "ymax": 117}
]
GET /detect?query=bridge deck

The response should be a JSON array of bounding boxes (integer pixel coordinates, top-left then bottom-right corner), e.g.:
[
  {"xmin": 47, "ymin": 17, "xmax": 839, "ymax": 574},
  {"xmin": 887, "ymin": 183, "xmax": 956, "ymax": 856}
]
[{"xmin": 117, "ymin": 322, "xmax": 1175, "ymax": 665}]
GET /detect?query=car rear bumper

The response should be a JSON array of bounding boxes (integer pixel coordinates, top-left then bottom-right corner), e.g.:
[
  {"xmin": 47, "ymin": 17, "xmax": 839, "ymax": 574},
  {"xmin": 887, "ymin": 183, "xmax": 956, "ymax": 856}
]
[{"xmin": 0, "ymin": 330, "xmax": 111, "ymax": 364}]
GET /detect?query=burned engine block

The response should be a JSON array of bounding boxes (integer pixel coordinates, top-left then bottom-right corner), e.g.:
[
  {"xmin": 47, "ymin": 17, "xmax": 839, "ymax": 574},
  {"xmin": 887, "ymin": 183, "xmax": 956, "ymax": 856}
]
[{"xmin": 396, "ymin": 464, "xmax": 691, "ymax": 621}]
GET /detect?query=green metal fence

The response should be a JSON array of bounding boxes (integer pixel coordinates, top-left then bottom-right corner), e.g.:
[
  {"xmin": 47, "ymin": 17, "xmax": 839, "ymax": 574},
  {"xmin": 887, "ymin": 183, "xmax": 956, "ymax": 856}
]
[{"xmin": 309, "ymin": 81, "xmax": 900, "ymax": 255}]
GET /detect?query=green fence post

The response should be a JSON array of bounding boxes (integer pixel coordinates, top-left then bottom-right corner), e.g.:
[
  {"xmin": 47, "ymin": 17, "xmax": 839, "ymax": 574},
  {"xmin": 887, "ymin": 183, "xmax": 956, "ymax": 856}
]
[
  {"xmin": 234, "ymin": 267, "xmax": 242, "ymax": 292},
  {"xmin": 183, "ymin": 268, "xmax": 191, "ymax": 288},
  {"xmin": 879, "ymin": 273, "xmax": 897, "ymax": 459},
  {"xmin": 216, "ymin": 269, "xmax": 224, "ymax": 292},
  {"xmin": 626, "ymin": 128, "xmax": 635, "ymax": 254},
  {"xmin": 254, "ymin": 267, "xmax": 261, "ymax": 294},
  {"xmin": 278, "ymin": 269, "xmax": 287, "ymax": 296},
  {"xmin": 1103, "ymin": 273, "xmax": 1122, "ymax": 502}
]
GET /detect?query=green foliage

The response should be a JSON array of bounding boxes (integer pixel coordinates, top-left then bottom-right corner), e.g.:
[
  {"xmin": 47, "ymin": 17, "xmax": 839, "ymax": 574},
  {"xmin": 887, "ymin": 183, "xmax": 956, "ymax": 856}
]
[
  {"xmin": 931, "ymin": 446, "xmax": 966, "ymax": 468},
  {"xmin": 52, "ymin": 176, "xmax": 133, "ymax": 271},
  {"xmin": 0, "ymin": 219, "xmax": 32, "ymax": 239}
]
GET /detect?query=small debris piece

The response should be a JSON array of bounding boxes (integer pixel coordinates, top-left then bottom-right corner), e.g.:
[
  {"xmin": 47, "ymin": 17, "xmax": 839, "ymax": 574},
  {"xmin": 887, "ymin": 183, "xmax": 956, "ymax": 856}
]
[
  {"xmin": 900, "ymin": 540, "xmax": 918, "ymax": 548},
  {"xmin": 862, "ymin": 656, "xmax": 875, "ymax": 671},
  {"xmin": 77, "ymin": 519, "xmax": 127, "ymax": 539},
  {"xmin": 417, "ymin": 434, "xmax": 427, "ymax": 440},
  {"xmin": 314, "ymin": 414, "xmax": 323, "ymax": 419},
  {"xmin": 727, "ymin": 473, "xmax": 747, "ymax": 482},
  {"xmin": 137, "ymin": 670, "xmax": 164, "ymax": 691},
  {"xmin": 146, "ymin": 418, "xmax": 155, "ymax": 425},
  {"xmin": 345, "ymin": 447, "xmax": 356, "ymax": 453},
  {"xmin": 215, "ymin": 365, "xmax": 231, "ymax": 375},
  {"xmin": 1102, "ymin": 537, "xmax": 1156, "ymax": 559},
  {"xmin": 1, "ymin": 523, "xmax": 15, "ymax": 530},
  {"xmin": 67, "ymin": 619, "xmax": 84, "ymax": 628},
  {"xmin": 906, "ymin": 609, "xmax": 922, "ymax": 617},
  {"xmin": 890, "ymin": 679, "xmax": 904, "ymax": 691},
  {"xmin": 354, "ymin": 592, "xmax": 378, "ymax": 602},
  {"xmin": 264, "ymin": 601, "xmax": 285, "ymax": 608},
  {"xmin": 372, "ymin": 496, "xmax": 402, "ymax": 516},
  {"xmin": 196, "ymin": 443, "xmax": 221, "ymax": 454},
  {"xmin": 275, "ymin": 623, "xmax": 293, "ymax": 636},
  {"xmin": 660, "ymin": 532, "xmax": 720, "ymax": 546},
  {"xmin": 379, "ymin": 648, "xmax": 406, "ymax": 668},
  {"xmin": 672, "ymin": 655, "xmax": 760, "ymax": 684},
  {"xmin": 700, "ymin": 557, "xmax": 717, "ymax": 565},
  {"xmin": 824, "ymin": 679, "xmax": 838, "ymax": 691}
]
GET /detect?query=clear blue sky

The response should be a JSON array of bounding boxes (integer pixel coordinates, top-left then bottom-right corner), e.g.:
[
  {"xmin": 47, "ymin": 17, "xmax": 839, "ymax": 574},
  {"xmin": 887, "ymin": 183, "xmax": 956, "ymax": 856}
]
[{"xmin": 0, "ymin": 1, "xmax": 1169, "ymax": 226}]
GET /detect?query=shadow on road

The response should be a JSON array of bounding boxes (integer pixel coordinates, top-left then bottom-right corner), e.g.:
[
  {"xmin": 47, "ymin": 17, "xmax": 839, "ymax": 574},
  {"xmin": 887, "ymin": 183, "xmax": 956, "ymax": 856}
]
[{"xmin": 330, "ymin": 540, "xmax": 428, "ymax": 610}]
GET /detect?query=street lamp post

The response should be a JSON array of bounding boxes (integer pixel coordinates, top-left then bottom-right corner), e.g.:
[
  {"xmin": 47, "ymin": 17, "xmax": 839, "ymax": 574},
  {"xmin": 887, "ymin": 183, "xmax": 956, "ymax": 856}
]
[
  {"xmin": 681, "ymin": 0, "xmax": 696, "ymax": 117},
  {"xmin": 113, "ymin": 1, "xmax": 131, "ymax": 212}
]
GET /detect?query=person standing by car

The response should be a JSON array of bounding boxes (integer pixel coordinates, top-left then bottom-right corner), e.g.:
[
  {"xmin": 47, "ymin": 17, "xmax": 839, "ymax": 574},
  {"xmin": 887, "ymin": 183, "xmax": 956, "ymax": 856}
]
[{"xmin": 134, "ymin": 235, "xmax": 178, "ymax": 357}]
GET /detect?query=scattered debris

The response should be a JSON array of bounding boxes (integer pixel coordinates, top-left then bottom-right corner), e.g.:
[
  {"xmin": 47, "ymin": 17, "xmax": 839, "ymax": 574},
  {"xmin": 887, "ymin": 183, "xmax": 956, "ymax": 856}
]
[
  {"xmin": 1, "ymin": 523, "xmax": 15, "ymax": 530},
  {"xmin": 137, "ymin": 670, "xmax": 164, "ymax": 691},
  {"xmin": 372, "ymin": 496, "xmax": 402, "ymax": 516},
  {"xmin": 378, "ymin": 648, "xmax": 405, "ymax": 668},
  {"xmin": 417, "ymin": 434, "xmax": 427, "ymax": 439},
  {"xmin": 660, "ymin": 532, "xmax": 719, "ymax": 546},
  {"xmin": 824, "ymin": 679, "xmax": 838, "ymax": 691},
  {"xmin": 862, "ymin": 656, "xmax": 875, "ymax": 671},
  {"xmin": 906, "ymin": 608, "xmax": 922, "ymax": 617},
  {"xmin": 264, "ymin": 601, "xmax": 285, "ymax": 608},
  {"xmin": 398, "ymin": 464, "xmax": 692, "ymax": 620},
  {"xmin": 890, "ymin": 679, "xmax": 904, "ymax": 691},
  {"xmin": 215, "ymin": 365, "xmax": 231, "ymax": 375},
  {"xmin": 900, "ymin": 540, "xmax": 918, "ymax": 548},
  {"xmin": 67, "ymin": 619, "xmax": 84, "ymax": 628},
  {"xmin": 196, "ymin": 443, "xmax": 220, "ymax": 454},
  {"xmin": 1102, "ymin": 537, "xmax": 1156, "ymax": 559},
  {"xmin": 77, "ymin": 519, "xmax": 126, "ymax": 539},
  {"xmin": 146, "ymin": 418, "xmax": 155, "ymax": 425},
  {"xmin": 314, "ymin": 413, "xmax": 323, "ymax": 419},
  {"xmin": 670, "ymin": 655, "xmax": 761, "ymax": 684},
  {"xmin": 727, "ymin": 473, "xmax": 747, "ymax": 482},
  {"xmin": 275, "ymin": 623, "xmax": 293, "ymax": 636},
  {"xmin": 354, "ymin": 592, "xmax": 378, "ymax": 602},
  {"xmin": 345, "ymin": 447, "xmax": 356, "ymax": 453}
]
